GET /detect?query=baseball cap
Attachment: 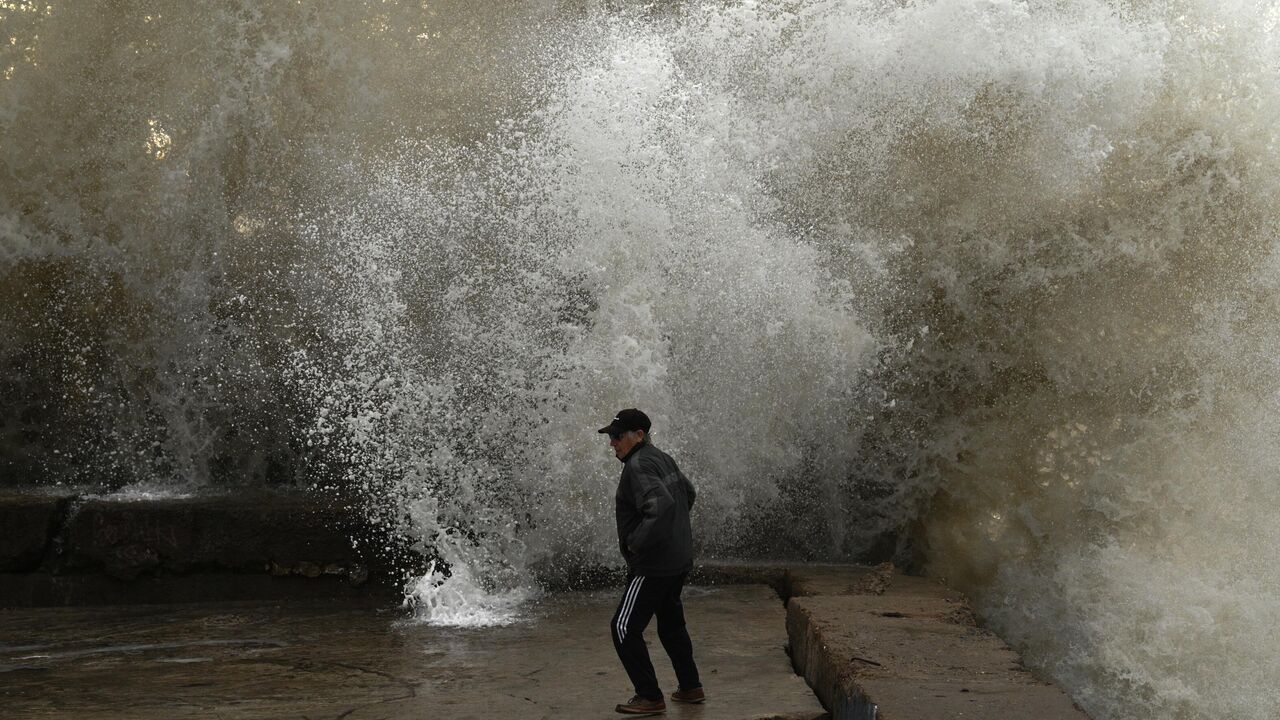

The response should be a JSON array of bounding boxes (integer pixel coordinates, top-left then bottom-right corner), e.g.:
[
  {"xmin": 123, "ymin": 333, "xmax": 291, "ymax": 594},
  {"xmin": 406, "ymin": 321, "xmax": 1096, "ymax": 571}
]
[{"xmin": 597, "ymin": 408, "xmax": 651, "ymax": 435}]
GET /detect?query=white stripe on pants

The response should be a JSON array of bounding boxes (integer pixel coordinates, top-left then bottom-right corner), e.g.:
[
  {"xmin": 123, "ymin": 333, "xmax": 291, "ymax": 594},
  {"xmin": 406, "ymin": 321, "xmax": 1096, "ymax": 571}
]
[{"xmin": 615, "ymin": 575, "xmax": 645, "ymax": 642}]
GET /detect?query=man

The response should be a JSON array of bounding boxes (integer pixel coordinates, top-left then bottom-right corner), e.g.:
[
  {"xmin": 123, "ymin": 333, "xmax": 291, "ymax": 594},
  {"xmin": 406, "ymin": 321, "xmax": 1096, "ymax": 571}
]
[{"xmin": 598, "ymin": 408, "xmax": 704, "ymax": 715}]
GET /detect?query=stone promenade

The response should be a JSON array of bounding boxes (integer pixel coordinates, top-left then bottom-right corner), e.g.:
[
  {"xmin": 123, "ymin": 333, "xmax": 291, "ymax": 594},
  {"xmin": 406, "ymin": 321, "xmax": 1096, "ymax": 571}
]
[{"xmin": 0, "ymin": 584, "xmax": 822, "ymax": 720}]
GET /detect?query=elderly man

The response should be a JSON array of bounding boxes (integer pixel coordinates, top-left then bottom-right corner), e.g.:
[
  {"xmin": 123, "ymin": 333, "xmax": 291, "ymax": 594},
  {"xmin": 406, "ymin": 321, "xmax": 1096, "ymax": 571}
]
[{"xmin": 598, "ymin": 408, "xmax": 704, "ymax": 715}]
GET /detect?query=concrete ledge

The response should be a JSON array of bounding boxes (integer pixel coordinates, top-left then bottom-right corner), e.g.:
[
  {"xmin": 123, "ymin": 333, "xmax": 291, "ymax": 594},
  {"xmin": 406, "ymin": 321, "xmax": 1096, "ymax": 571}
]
[
  {"xmin": 784, "ymin": 564, "xmax": 1089, "ymax": 720},
  {"xmin": 0, "ymin": 488, "xmax": 77, "ymax": 571},
  {"xmin": 0, "ymin": 572, "xmax": 395, "ymax": 606},
  {"xmin": 62, "ymin": 493, "xmax": 362, "ymax": 578},
  {"xmin": 0, "ymin": 488, "xmax": 383, "ymax": 607}
]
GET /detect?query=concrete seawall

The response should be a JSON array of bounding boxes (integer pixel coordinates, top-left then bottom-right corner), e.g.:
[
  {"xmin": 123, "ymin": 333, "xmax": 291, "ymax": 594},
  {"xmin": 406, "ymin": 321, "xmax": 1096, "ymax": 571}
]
[
  {"xmin": 2, "ymin": 490, "xmax": 1092, "ymax": 718},
  {"xmin": 0, "ymin": 488, "xmax": 383, "ymax": 606}
]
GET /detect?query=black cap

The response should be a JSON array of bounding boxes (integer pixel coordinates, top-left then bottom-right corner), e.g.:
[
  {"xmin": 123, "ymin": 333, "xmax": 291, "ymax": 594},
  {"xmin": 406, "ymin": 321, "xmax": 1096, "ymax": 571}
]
[{"xmin": 597, "ymin": 408, "xmax": 651, "ymax": 435}]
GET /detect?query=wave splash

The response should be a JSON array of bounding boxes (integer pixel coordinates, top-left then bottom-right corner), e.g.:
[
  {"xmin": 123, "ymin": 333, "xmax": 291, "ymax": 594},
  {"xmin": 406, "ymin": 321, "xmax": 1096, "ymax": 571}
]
[{"xmin": 4, "ymin": 2, "xmax": 1280, "ymax": 717}]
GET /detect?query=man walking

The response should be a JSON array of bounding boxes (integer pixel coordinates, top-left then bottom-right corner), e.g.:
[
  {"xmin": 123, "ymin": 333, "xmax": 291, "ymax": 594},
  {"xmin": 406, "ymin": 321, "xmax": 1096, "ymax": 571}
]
[{"xmin": 598, "ymin": 408, "xmax": 704, "ymax": 715}]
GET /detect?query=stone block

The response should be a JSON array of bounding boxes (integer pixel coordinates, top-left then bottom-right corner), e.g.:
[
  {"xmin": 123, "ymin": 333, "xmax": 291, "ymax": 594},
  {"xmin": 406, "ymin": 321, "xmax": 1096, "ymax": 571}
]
[
  {"xmin": 787, "ymin": 590, "xmax": 1090, "ymax": 720},
  {"xmin": 62, "ymin": 491, "xmax": 361, "ymax": 580},
  {"xmin": 0, "ymin": 489, "xmax": 74, "ymax": 571}
]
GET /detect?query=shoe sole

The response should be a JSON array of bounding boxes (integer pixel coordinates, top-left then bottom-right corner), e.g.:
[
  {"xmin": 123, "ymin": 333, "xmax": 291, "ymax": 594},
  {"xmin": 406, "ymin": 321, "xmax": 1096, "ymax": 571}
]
[
  {"xmin": 615, "ymin": 708, "xmax": 665, "ymax": 716},
  {"xmin": 671, "ymin": 697, "xmax": 705, "ymax": 704}
]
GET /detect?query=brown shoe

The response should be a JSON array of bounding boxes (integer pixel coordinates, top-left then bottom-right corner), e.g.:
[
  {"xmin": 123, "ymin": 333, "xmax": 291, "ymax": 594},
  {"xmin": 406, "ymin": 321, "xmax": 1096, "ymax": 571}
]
[
  {"xmin": 615, "ymin": 695, "xmax": 666, "ymax": 715},
  {"xmin": 670, "ymin": 687, "xmax": 705, "ymax": 704}
]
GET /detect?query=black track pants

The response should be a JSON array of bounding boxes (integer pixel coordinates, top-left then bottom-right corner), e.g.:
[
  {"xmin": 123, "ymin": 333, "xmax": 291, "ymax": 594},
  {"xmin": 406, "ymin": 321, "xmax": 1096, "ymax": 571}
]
[{"xmin": 610, "ymin": 572, "xmax": 701, "ymax": 700}]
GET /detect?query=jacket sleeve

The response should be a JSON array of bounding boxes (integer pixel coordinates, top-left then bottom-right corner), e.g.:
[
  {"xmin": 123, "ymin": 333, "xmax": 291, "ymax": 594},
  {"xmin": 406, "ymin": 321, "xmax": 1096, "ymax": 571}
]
[
  {"xmin": 681, "ymin": 469, "xmax": 696, "ymax": 510},
  {"xmin": 625, "ymin": 458, "xmax": 676, "ymax": 555}
]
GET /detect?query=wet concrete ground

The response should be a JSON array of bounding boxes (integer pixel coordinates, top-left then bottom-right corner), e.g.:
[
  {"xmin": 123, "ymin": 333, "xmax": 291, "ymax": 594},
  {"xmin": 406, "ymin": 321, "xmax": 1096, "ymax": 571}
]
[{"xmin": 0, "ymin": 584, "xmax": 824, "ymax": 720}]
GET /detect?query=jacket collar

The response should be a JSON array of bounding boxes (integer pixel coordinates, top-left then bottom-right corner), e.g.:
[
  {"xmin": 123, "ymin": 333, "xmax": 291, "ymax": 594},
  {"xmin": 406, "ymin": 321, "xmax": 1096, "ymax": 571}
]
[{"xmin": 620, "ymin": 437, "xmax": 649, "ymax": 463}]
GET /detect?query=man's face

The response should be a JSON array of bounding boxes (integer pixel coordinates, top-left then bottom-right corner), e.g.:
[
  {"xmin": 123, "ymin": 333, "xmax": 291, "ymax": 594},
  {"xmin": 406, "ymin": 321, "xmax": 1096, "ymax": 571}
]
[{"xmin": 609, "ymin": 429, "xmax": 644, "ymax": 460}]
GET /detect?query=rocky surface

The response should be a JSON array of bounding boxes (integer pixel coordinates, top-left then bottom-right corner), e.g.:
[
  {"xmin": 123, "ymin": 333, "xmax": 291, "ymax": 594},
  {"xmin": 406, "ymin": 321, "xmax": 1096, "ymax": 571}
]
[{"xmin": 784, "ymin": 563, "xmax": 1090, "ymax": 720}]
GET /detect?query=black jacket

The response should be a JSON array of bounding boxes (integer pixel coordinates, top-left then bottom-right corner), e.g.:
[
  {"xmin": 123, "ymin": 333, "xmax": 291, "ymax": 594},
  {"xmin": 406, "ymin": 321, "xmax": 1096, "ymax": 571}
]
[{"xmin": 615, "ymin": 440, "xmax": 697, "ymax": 576}]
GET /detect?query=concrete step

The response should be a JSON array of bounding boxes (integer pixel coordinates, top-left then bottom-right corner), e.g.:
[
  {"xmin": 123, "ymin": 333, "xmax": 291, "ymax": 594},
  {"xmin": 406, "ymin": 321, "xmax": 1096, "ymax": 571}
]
[{"xmin": 783, "ymin": 564, "xmax": 1090, "ymax": 720}]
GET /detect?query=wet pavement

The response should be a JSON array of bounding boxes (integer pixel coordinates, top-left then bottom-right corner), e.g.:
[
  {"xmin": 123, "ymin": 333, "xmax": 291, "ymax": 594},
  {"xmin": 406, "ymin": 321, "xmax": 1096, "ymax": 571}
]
[{"xmin": 0, "ymin": 584, "xmax": 824, "ymax": 720}]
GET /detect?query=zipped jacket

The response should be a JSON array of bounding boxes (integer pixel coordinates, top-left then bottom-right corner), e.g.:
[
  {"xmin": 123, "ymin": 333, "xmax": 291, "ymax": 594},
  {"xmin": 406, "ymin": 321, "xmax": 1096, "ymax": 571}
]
[{"xmin": 615, "ymin": 440, "xmax": 697, "ymax": 576}]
